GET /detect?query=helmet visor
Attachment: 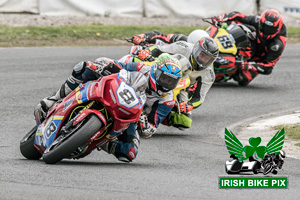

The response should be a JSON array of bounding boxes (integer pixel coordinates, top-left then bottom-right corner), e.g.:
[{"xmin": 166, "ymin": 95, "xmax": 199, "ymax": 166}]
[
  {"xmin": 193, "ymin": 48, "xmax": 216, "ymax": 69},
  {"xmin": 259, "ymin": 22, "xmax": 278, "ymax": 36},
  {"xmin": 154, "ymin": 68, "xmax": 180, "ymax": 91}
]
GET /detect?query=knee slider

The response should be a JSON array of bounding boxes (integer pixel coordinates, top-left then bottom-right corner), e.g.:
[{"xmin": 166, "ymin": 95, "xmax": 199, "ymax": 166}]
[
  {"xmin": 114, "ymin": 142, "xmax": 138, "ymax": 162},
  {"xmin": 168, "ymin": 112, "xmax": 192, "ymax": 128}
]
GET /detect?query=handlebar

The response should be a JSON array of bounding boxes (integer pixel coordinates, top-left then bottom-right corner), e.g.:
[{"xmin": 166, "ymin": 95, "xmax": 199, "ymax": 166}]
[{"xmin": 202, "ymin": 18, "xmax": 222, "ymax": 28}]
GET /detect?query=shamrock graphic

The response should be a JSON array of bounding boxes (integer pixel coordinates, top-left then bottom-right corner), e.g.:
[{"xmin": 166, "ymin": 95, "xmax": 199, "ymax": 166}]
[{"xmin": 225, "ymin": 128, "xmax": 285, "ymax": 161}]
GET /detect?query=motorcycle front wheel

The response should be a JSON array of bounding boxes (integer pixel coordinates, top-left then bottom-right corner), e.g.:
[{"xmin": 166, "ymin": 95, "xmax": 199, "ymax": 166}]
[
  {"xmin": 20, "ymin": 126, "xmax": 42, "ymax": 160},
  {"xmin": 42, "ymin": 114, "xmax": 103, "ymax": 164}
]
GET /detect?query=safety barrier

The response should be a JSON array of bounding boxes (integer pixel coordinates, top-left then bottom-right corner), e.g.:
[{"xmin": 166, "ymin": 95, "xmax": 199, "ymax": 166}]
[{"xmin": 0, "ymin": 0, "xmax": 299, "ymax": 22}]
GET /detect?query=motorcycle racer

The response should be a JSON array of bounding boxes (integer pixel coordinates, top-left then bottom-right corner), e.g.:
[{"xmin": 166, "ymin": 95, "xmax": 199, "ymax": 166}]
[
  {"xmin": 131, "ymin": 29, "xmax": 208, "ymax": 46},
  {"xmin": 210, "ymin": 9, "xmax": 287, "ymax": 86},
  {"xmin": 128, "ymin": 33, "xmax": 219, "ymax": 129},
  {"xmin": 35, "ymin": 54, "xmax": 182, "ymax": 162},
  {"xmin": 132, "ymin": 30, "xmax": 187, "ymax": 45}
]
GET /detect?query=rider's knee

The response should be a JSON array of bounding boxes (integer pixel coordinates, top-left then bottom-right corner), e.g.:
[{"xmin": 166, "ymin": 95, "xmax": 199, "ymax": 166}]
[{"xmin": 115, "ymin": 143, "xmax": 138, "ymax": 162}]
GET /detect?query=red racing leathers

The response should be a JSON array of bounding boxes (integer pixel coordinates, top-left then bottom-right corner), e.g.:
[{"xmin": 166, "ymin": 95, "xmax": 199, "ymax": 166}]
[{"xmin": 219, "ymin": 11, "xmax": 287, "ymax": 85}]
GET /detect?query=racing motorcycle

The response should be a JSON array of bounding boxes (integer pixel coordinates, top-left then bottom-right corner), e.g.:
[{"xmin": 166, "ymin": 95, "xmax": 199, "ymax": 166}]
[
  {"xmin": 203, "ymin": 18, "xmax": 256, "ymax": 84},
  {"xmin": 20, "ymin": 70, "xmax": 146, "ymax": 164}
]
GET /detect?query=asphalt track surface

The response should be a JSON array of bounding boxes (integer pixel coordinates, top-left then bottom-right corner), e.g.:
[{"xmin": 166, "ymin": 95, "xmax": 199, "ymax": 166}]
[{"xmin": 1, "ymin": 45, "xmax": 300, "ymax": 199}]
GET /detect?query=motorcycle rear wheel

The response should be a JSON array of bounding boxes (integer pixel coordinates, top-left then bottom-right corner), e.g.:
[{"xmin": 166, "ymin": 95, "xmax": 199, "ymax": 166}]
[
  {"xmin": 20, "ymin": 126, "xmax": 42, "ymax": 160},
  {"xmin": 42, "ymin": 114, "xmax": 103, "ymax": 164}
]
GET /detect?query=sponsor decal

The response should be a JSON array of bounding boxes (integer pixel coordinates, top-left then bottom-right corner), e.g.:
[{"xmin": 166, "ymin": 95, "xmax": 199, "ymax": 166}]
[
  {"xmin": 90, "ymin": 130, "xmax": 103, "ymax": 141},
  {"xmin": 271, "ymin": 44, "xmax": 280, "ymax": 51},
  {"xmin": 63, "ymin": 99, "xmax": 73, "ymax": 112},
  {"xmin": 77, "ymin": 92, "xmax": 82, "ymax": 102},
  {"xmin": 74, "ymin": 112, "xmax": 86, "ymax": 124},
  {"xmin": 163, "ymin": 100, "xmax": 175, "ymax": 107},
  {"xmin": 96, "ymin": 139, "xmax": 108, "ymax": 148},
  {"xmin": 128, "ymin": 147, "xmax": 136, "ymax": 160},
  {"xmin": 219, "ymin": 128, "xmax": 287, "ymax": 189},
  {"xmin": 171, "ymin": 65, "xmax": 177, "ymax": 72},
  {"xmin": 176, "ymin": 41, "xmax": 188, "ymax": 48}
]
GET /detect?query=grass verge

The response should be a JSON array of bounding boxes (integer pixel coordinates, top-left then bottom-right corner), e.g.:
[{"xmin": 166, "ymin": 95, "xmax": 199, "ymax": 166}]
[
  {"xmin": 0, "ymin": 25, "xmax": 197, "ymax": 47},
  {"xmin": 1, "ymin": 25, "xmax": 299, "ymax": 47},
  {"xmin": 274, "ymin": 124, "xmax": 300, "ymax": 146}
]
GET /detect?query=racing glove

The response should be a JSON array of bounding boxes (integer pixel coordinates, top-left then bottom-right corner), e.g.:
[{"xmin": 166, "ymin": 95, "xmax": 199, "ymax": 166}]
[
  {"xmin": 239, "ymin": 62, "xmax": 257, "ymax": 73},
  {"xmin": 137, "ymin": 114, "xmax": 157, "ymax": 139},
  {"xmin": 132, "ymin": 34, "xmax": 146, "ymax": 45},
  {"xmin": 137, "ymin": 49, "xmax": 152, "ymax": 61},
  {"xmin": 178, "ymin": 102, "xmax": 193, "ymax": 114},
  {"xmin": 86, "ymin": 60, "xmax": 106, "ymax": 76},
  {"xmin": 211, "ymin": 13, "xmax": 227, "ymax": 25}
]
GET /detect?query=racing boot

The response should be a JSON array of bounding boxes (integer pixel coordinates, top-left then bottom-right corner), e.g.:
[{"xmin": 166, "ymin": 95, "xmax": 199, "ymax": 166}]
[
  {"xmin": 100, "ymin": 140, "xmax": 132, "ymax": 163},
  {"xmin": 100, "ymin": 140, "xmax": 117, "ymax": 154},
  {"xmin": 40, "ymin": 82, "xmax": 72, "ymax": 111},
  {"xmin": 34, "ymin": 82, "xmax": 72, "ymax": 122}
]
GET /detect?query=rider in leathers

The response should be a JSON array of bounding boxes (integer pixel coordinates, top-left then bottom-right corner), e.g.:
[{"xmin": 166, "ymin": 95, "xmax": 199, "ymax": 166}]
[
  {"xmin": 129, "ymin": 33, "xmax": 218, "ymax": 128},
  {"xmin": 210, "ymin": 9, "xmax": 287, "ymax": 86},
  {"xmin": 36, "ymin": 54, "xmax": 181, "ymax": 162}
]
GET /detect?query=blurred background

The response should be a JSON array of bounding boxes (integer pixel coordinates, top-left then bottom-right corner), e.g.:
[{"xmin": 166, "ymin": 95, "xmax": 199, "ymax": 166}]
[{"xmin": 0, "ymin": 0, "xmax": 299, "ymax": 26}]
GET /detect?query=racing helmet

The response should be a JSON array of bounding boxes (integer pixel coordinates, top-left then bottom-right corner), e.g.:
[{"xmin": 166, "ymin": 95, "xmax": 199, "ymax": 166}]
[
  {"xmin": 191, "ymin": 37, "xmax": 219, "ymax": 71},
  {"xmin": 187, "ymin": 29, "xmax": 209, "ymax": 44},
  {"xmin": 149, "ymin": 53, "xmax": 182, "ymax": 93},
  {"xmin": 259, "ymin": 9, "xmax": 283, "ymax": 40},
  {"xmin": 279, "ymin": 150, "xmax": 286, "ymax": 160}
]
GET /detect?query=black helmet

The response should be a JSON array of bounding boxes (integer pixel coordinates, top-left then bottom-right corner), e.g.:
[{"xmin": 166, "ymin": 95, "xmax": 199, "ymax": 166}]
[
  {"xmin": 279, "ymin": 150, "xmax": 286, "ymax": 160},
  {"xmin": 259, "ymin": 9, "xmax": 283, "ymax": 40},
  {"xmin": 191, "ymin": 37, "xmax": 219, "ymax": 71}
]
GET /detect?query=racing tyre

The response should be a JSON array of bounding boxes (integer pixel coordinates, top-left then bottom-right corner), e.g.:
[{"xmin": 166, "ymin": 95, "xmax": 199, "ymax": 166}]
[
  {"xmin": 42, "ymin": 114, "xmax": 102, "ymax": 164},
  {"xmin": 20, "ymin": 126, "xmax": 42, "ymax": 160}
]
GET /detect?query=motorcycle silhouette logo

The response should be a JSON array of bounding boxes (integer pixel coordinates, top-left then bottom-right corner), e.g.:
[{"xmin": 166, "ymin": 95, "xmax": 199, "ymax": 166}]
[{"xmin": 224, "ymin": 128, "xmax": 286, "ymax": 175}]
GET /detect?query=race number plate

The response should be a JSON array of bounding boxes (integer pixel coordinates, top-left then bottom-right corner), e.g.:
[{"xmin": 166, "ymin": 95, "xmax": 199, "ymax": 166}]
[{"xmin": 116, "ymin": 81, "xmax": 139, "ymax": 108}]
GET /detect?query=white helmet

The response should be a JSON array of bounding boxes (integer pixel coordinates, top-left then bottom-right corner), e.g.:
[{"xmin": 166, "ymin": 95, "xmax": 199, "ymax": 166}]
[{"xmin": 187, "ymin": 29, "xmax": 210, "ymax": 44}]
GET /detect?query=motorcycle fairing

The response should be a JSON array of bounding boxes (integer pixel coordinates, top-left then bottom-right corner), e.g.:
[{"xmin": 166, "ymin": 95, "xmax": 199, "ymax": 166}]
[
  {"xmin": 75, "ymin": 82, "xmax": 90, "ymax": 104},
  {"xmin": 34, "ymin": 82, "xmax": 96, "ymax": 150},
  {"xmin": 214, "ymin": 29, "xmax": 237, "ymax": 55},
  {"xmin": 207, "ymin": 26, "xmax": 237, "ymax": 55},
  {"xmin": 34, "ymin": 115, "xmax": 64, "ymax": 148}
]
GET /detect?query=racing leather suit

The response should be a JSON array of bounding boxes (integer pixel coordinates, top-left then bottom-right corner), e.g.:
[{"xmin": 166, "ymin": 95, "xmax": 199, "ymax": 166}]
[
  {"xmin": 219, "ymin": 11, "xmax": 287, "ymax": 85},
  {"xmin": 142, "ymin": 30, "xmax": 187, "ymax": 44},
  {"xmin": 144, "ymin": 40, "xmax": 215, "ymax": 109}
]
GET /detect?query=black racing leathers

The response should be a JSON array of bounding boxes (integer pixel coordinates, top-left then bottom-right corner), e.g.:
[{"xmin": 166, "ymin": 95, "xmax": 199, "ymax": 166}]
[{"xmin": 224, "ymin": 11, "xmax": 287, "ymax": 75}]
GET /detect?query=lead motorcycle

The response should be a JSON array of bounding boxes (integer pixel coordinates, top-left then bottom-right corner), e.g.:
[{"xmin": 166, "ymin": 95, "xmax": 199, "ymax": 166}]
[
  {"xmin": 20, "ymin": 70, "xmax": 146, "ymax": 164},
  {"xmin": 203, "ymin": 18, "xmax": 256, "ymax": 85}
]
